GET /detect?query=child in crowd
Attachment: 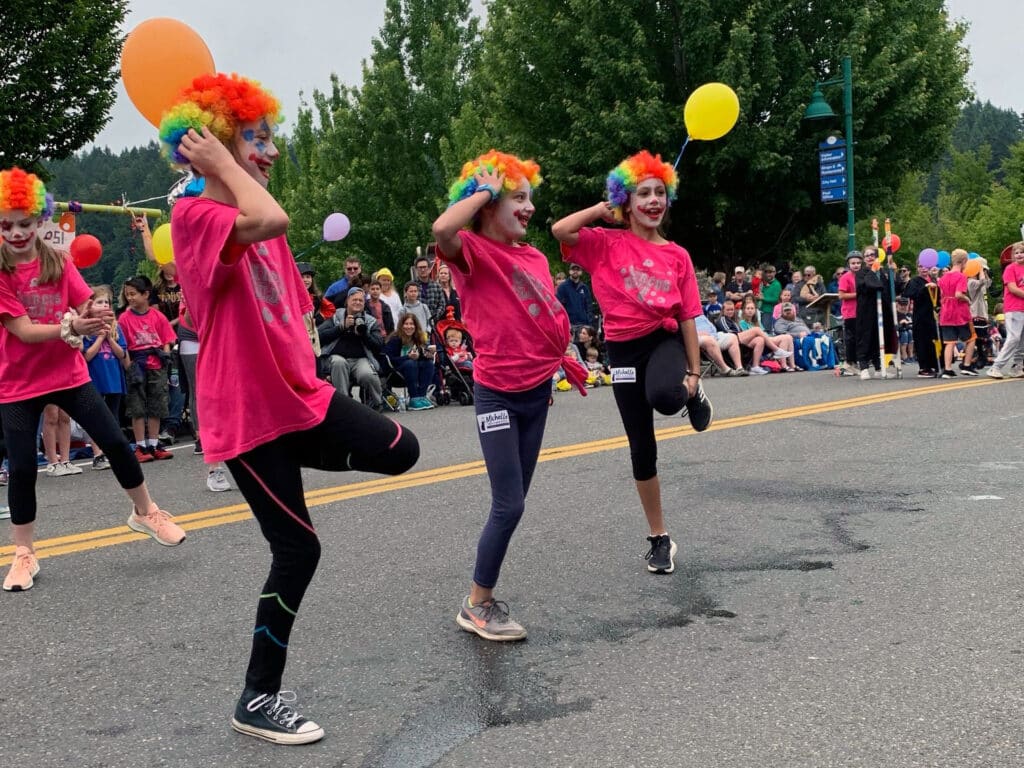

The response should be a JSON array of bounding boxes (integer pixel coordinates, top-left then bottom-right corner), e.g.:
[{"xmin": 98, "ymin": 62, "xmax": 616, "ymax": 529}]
[
  {"xmin": 119, "ymin": 275, "xmax": 176, "ymax": 460},
  {"xmin": 41, "ymin": 406, "xmax": 82, "ymax": 476},
  {"xmin": 0, "ymin": 167, "xmax": 185, "ymax": 592},
  {"xmin": 553, "ymin": 150, "xmax": 707, "ymax": 577},
  {"xmin": 552, "ymin": 339, "xmax": 584, "ymax": 391},
  {"xmin": 938, "ymin": 249, "xmax": 974, "ymax": 378},
  {"xmin": 444, "ymin": 326, "xmax": 474, "ymax": 372},
  {"xmin": 432, "ymin": 149, "xmax": 583, "ymax": 643},
  {"xmin": 401, "ymin": 281, "xmax": 432, "ymax": 333},
  {"xmin": 896, "ymin": 297, "xmax": 914, "ymax": 363},
  {"xmin": 584, "ymin": 346, "xmax": 611, "ymax": 386},
  {"xmin": 987, "ymin": 242, "xmax": 1024, "ymax": 378},
  {"xmin": 163, "ymin": 71, "xmax": 418, "ymax": 744},
  {"xmin": 82, "ymin": 284, "xmax": 128, "ymax": 470}
]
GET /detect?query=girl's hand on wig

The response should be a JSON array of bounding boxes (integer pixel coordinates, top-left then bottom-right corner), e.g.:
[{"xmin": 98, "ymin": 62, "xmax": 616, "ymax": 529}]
[
  {"xmin": 474, "ymin": 169, "xmax": 504, "ymax": 198},
  {"xmin": 179, "ymin": 127, "xmax": 235, "ymax": 178},
  {"xmin": 597, "ymin": 201, "xmax": 617, "ymax": 224}
]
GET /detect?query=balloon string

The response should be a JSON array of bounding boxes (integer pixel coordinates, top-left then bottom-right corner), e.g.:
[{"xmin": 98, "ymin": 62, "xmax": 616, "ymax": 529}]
[
  {"xmin": 672, "ymin": 136, "xmax": 691, "ymax": 170},
  {"xmin": 293, "ymin": 240, "xmax": 325, "ymax": 259}
]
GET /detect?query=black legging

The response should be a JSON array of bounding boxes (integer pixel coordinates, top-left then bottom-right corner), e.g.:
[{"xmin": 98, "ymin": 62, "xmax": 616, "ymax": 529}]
[
  {"xmin": 605, "ymin": 330, "xmax": 687, "ymax": 482},
  {"xmin": 224, "ymin": 391, "xmax": 419, "ymax": 694},
  {"xmin": 1, "ymin": 383, "xmax": 143, "ymax": 526}
]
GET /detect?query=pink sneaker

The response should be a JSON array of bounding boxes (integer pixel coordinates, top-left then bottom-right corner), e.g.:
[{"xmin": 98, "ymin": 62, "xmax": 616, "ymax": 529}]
[
  {"xmin": 127, "ymin": 503, "xmax": 186, "ymax": 546},
  {"xmin": 3, "ymin": 546, "xmax": 40, "ymax": 592}
]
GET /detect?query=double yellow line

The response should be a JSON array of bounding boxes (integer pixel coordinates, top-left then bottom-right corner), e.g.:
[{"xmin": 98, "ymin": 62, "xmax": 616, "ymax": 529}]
[{"xmin": 0, "ymin": 378, "xmax": 996, "ymax": 566}]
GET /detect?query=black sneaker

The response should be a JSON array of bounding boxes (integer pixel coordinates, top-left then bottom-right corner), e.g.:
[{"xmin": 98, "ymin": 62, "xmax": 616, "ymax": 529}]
[
  {"xmin": 231, "ymin": 689, "xmax": 324, "ymax": 745},
  {"xmin": 193, "ymin": 439, "xmax": 203, "ymax": 456},
  {"xmin": 940, "ymin": 369, "xmax": 957, "ymax": 379},
  {"xmin": 91, "ymin": 454, "xmax": 111, "ymax": 471},
  {"xmin": 958, "ymin": 364, "xmax": 978, "ymax": 377},
  {"xmin": 644, "ymin": 534, "xmax": 678, "ymax": 574},
  {"xmin": 682, "ymin": 382, "xmax": 713, "ymax": 432}
]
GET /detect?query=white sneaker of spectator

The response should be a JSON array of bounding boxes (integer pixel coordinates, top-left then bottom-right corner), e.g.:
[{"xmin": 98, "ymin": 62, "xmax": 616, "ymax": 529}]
[
  {"xmin": 207, "ymin": 468, "xmax": 232, "ymax": 493},
  {"xmin": 63, "ymin": 461, "xmax": 83, "ymax": 475},
  {"xmin": 45, "ymin": 462, "xmax": 73, "ymax": 477},
  {"xmin": 859, "ymin": 368, "xmax": 871, "ymax": 381},
  {"xmin": 772, "ymin": 348, "xmax": 793, "ymax": 359},
  {"xmin": 749, "ymin": 365, "xmax": 769, "ymax": 375}
]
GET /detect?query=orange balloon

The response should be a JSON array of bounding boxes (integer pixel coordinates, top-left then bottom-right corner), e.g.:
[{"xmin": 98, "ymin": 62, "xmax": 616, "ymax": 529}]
[{"xmin": 121, "ymin": 18, "xmax": 216, "ymax": 128}]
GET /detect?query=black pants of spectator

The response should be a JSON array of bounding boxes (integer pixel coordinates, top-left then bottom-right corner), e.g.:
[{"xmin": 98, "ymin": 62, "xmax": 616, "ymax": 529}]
[
  {"xmin": 606, "ymin": 329, "xmax": 688, "ymax": 482},
  {"xmin": 224, "ymin": 391, "xmax": 419, "ymax": 695},
  {"xmin": 471, "ymin": 380, "xmax": 550, "ymax": 589},
  {"xmin": 0, "ymin": 383, "xmax": 143, "ymax": 526}
]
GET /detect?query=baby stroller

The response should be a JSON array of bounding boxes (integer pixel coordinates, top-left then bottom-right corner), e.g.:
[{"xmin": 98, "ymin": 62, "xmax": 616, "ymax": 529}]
[{"xmin": 434, "ymin": 309, "xmax": 475, "ymax": 406}]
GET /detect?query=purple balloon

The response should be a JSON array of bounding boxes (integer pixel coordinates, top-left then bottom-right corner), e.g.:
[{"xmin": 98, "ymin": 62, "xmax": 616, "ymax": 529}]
[
  {"xmin": 323, "ymin": 212, "xmax": 351, "ymax": 242},
  {"xmin": 917, "ymin": 248, "xmax": 938, "ymax": 269}
]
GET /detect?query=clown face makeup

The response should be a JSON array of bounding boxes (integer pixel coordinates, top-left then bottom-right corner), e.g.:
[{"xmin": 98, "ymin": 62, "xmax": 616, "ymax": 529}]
[
  {"xmin": 485, "ymin": 179, "xmax": 534, "ymax": 243},
  {"xmin": 233, "ymin": 117, "xmax": 280, "ymax": 188},
  {"xmin": 0, "ymin": 209, "xmax": 42, "ymax": 256},
  {"xmin": 626, "ymin": 178, "xmax": 668, "ymax": 230}
]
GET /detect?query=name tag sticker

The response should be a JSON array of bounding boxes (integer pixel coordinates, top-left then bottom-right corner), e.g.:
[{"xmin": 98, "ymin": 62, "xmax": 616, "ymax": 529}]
[
  {"xmin": 610, "ymin": 367, "xmax": 637, "ymax": 383},
  {"xmin": 478, "ymin": 410, "xmax": 511, "ymax": 433}
]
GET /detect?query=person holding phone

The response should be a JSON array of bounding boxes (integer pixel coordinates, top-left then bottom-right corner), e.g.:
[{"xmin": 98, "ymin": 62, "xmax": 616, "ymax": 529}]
[{"xmin": 384, "ymin": 313, "xmax": 436, "ymax": 410}]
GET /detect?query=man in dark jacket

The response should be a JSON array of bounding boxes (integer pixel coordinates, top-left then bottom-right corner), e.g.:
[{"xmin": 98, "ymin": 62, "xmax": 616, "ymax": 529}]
[
  {"xmin": 318, "ymin": 287, "xmax": 384, "ymax": 409},
  {"xmin": 556, "ymin": 263, "xmax": 595, "ymax": 333}
]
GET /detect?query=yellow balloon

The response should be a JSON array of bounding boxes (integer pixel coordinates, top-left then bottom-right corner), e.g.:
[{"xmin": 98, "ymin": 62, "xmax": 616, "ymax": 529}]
[
  {"xmin": 152, "ymin": 223, "xmax": 175, "ymax": 265},
  {"xmin": 684, "ymin": 82, "xmax": 740, "ymax": 141}
]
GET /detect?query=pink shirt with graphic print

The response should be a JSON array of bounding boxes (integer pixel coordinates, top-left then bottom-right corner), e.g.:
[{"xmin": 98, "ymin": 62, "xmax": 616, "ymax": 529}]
[
  {"xmin": 1002, "ymin": 262, "xmax": 1024, "ymax": 313},
  {"xmin": 118, "ymin": 307, "xmax": 176, "ymax": 369},
  {"xmin": 560, "ymin": 227, "xmax": 702, "ymax": 341},
  {"xmin": 438, "ymin": 230, "xmax": 571, "ymax": 393},
  {"xmin": 0, "ymin": 257, "xmax": 92, "ymax": 403},
  {"xmin": 171, "ymin": 197, "xmax": 334, "ymax": 463}
]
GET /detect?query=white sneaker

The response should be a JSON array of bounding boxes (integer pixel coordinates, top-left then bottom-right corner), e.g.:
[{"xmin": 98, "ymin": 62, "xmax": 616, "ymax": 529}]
[
  {"xmin": 45, "ymin": 462, "xmax": 70, "ymax": 477},
  {"xmin": 772, "ymin": 348, "xmax": 794, "ymax": 359},
  {"xmin": 63, "ymin": 461, "xmax": 83, "ymax": 475},
  {"xmin": 987, "ymin": 368, "xmax": 1005, "ymax": 379},
  {"xmin": 859, "ymin": 368, "xmax": 871, "ymax": 380},
  {"xmin": 749, "ymin": 365, "xmax": 769, "ymax": 375},
  {"xmin": 0, "ymin": 506, "xmax": 10, "ymax": 520},
  {"xmin": 206, "ymin": 468, "xmax": 231, "ymax": 492},
  {"xmin": 1009, "ymin": 368, "xmax": 1024, "ymax": 379}
]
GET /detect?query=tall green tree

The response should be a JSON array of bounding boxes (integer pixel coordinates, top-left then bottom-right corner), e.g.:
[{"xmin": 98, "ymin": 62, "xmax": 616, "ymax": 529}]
[
  {"xmin": 271, "ymin": 0, "xmax": 479, "ymax": 280},
  {"xmin": 0, "ymin": 0, "xmax": 127, "ymax": 171},
  {"xmin": 455, "ymin": 0, "xmax": 971, "ymax": 269}
]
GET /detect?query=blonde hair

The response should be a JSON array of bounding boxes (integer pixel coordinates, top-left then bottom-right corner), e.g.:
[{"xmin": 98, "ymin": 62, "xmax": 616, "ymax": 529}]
[
  {"xmin": 90, "ymin": 284, "xmax": 118, "ymax": 333},
  {"xmin": 0, "ymin": 239, "xmax": 66, "ymax": 284},
  {"xmin": 951, "ymin": 248, "xmax": 969, "ymax": 265}
]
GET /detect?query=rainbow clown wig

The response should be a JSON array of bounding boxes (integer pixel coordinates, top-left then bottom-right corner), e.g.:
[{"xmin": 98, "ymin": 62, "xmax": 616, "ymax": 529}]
[
  {"xmin": 158, "ymin": 73, "xmax": 282, "ymax": 166},
  {"xmin": 605, "ymin": 150, "xmax": 678, "ymax": 222},
  {"xmin": 447, "ymin": 150, "xmax": 543, "ymax": 207},
  {"xmin": 0, "ymin": 168, "xmax": 54, "ymax": 218}
]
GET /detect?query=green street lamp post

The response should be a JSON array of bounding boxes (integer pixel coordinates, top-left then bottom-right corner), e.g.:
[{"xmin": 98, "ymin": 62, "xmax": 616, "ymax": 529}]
[{"xmin": 804, "ymin": 55, "xmax": 856, "ymax": 252}]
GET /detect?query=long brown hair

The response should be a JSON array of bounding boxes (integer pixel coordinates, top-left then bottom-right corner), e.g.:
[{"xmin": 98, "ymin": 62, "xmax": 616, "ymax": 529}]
[
  {"xmin": 0, "ymin": 237, "xmax": 66, "ymax": 284},
  {"xmin": 390, "ymin": 312, "xmax": 427, "ymax": 346}
]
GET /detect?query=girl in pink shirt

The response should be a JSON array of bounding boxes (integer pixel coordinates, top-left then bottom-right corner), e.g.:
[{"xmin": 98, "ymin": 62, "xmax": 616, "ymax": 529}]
[
  {"xmin": 553, "ymin": 150, "xmax": 708, "ymax": 577},
  {"xmin": 161, "ymin": 72, "xmax": 419, "ymax": 744},
  {"xmin": 0, "ymin": 168, "xmax": 185, "ymax": 593},
  {"xmin": 432, "ymin": 150, "xmax": 582, "ymax": 644}
]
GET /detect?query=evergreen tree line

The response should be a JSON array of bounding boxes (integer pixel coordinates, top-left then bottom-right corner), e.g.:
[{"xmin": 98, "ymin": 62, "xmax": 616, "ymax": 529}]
[{"xmin": 44, "ymin": 0, "xmax": 1024, "ymax": 288}]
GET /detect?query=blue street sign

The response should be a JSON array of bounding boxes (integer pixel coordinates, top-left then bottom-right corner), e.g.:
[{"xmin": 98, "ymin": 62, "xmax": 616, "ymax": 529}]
[
  {"xmin": 818, "ymin": 148, "xmax": 846, "ymax": 164},
  {"xmin": 821, "ymin": 188, "xmax": 847, "ymax": 203},
  {"xmin": 819, "ymin": 162, "xmax": 845, "ymax": 175},
  {"xmin": 820, "ymin": 175, "xmax": 846, "ymax": 189}
]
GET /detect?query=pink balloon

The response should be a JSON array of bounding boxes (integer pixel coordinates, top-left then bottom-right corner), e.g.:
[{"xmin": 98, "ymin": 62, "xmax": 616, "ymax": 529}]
[{"xmin": 323, "ymin": 213, "xmax": 351, "ymax": 242}]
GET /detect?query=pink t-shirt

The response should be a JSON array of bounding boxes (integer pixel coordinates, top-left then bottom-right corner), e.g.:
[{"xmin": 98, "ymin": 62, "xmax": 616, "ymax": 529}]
[
  {"xmin": 171, "ymin": 197, "xmax": 334, "ymax": 462},
  {"xmin": 118, "ymin": 307, "xmax": 176, "ymax": 370},
  {"xmin": 838, "ymin": 271, "xmax": 857, "ymax": 319},
  {"xmin": 439, "ymin": 230, "xmax": 570, "ymax": 392},
  {"xmin": 560, "ymin": 228, "xmax": 702, "ymax": 341},
  {"xmin": 938, "ymin": 270, "xmax": 971, "ymax": 326},
  {"xmin": 1002, "ymin": 262, "xmax": 1024, "ymax": 313},
  {"xmin": 0, "ymin": 256, "xmax": 92, "ymax": 403}
]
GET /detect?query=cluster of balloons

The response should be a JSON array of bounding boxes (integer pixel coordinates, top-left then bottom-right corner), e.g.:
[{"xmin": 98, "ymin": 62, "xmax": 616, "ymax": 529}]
[
  {"xmin": 121, "ymin": 18, "xmax": 215, "ymax": 128},
  {"xmin": 918, "ymin": 247, "xmax": 985, "ymax": 272}
]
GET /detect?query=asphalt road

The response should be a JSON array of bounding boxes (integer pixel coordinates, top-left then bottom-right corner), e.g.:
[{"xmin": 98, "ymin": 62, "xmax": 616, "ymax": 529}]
[{"xmin": 2, "ymin": 369, "xmax": 1023, "ymax": 768}]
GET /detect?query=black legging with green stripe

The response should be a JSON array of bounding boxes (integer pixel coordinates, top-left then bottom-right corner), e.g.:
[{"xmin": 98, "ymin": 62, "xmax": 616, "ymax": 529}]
[{"xmin": 226, "ymin": 391, "xmax": 419, "ymax": 694}]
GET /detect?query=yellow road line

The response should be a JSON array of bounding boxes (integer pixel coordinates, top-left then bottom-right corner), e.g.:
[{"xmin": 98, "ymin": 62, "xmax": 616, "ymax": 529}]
[{"xmin": 0, "ymin": 378, "xmax": 997, "ymax": 565}]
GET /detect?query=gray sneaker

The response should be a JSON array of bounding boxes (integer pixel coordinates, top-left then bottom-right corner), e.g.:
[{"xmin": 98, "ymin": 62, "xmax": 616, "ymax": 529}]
[
  {"xmin": 0, "ymin": 506, "xmax": 9, "ymax": 520},
  {"xmin": 456, "ymin": 596, "xmax": 527, "ymax": 641}
]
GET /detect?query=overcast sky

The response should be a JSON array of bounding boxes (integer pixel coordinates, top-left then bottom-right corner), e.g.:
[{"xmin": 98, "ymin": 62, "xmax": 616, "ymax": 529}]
[{"xmin": 91, "ymin": 0, "xmax": 1023, "ymax": 152}]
